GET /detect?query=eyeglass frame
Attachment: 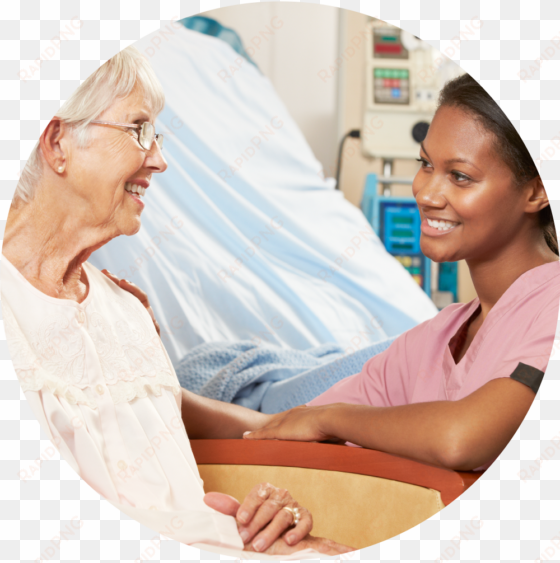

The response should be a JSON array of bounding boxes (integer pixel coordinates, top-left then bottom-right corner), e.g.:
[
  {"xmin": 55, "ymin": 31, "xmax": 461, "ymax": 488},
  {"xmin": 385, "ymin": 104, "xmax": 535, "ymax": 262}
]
[{"xmin": 89, "ymin": 120, "xmax": 164, "ymax": 151}]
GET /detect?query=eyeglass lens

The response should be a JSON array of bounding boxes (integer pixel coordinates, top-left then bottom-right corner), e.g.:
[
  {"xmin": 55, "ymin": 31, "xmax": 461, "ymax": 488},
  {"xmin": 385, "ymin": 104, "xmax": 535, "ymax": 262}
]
[{"xmin": 139, "ymin": 122, "xmax": 164, "ymax": 150}]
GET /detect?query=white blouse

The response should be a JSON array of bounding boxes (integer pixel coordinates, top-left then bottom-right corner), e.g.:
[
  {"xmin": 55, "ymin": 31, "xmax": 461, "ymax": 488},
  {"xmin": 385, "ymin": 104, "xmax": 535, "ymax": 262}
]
[{"xmin": 1, "ymin": 256, "xmax": 317, "ymax": 558}]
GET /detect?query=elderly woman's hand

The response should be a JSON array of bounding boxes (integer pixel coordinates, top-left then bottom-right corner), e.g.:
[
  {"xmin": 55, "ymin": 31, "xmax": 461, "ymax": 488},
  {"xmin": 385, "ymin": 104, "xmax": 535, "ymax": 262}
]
[
  {"xmin": 101, "ymin": 270, "xmax": 161, "ymax": 336},
  {"xmin": 204, "ymin": 482, "xmax": 313, "ymax": 552}
]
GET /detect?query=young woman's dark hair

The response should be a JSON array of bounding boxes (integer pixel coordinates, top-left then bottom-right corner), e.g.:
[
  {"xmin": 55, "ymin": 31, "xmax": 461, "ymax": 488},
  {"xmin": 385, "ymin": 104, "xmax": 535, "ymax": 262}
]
[{"xmin": 437, "ymin": 73, "xmax": 558, "ymax": 256}]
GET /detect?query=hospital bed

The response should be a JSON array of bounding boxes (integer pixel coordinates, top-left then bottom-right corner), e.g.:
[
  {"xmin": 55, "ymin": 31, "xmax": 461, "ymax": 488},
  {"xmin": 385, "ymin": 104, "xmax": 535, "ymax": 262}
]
[
  {"xmin": 193, "ymin": 439, "xmax": 483, "ymax": 548},
  {"xmin": 89, "ymin": 19, "xmax": 438, "ymax": 368}
]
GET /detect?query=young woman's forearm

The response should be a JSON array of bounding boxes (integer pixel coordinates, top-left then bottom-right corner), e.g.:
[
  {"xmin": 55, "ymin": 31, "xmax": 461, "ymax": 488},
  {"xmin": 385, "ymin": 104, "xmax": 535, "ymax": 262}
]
[
  {"xmin": 318, "ymin": 378, "xmax": 535, "ymax": 470},
  {"xmin": 181, "ymin": 388, "xmax": 270, "ymax": 439},
  {"xmin": 319, "ymin": 402, "xmax": 463, "ymax": 468}
]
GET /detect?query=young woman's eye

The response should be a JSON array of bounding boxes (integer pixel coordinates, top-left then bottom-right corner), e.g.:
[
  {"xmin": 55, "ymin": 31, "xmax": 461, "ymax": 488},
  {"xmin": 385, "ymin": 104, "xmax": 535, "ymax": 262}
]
[
  {"xmin": 452, "ymin": 171, "xmax": 471, "ymax": 182},
  {"xmin": 416, "ymin": 157, "xmax": 431, "ymax": 168}
]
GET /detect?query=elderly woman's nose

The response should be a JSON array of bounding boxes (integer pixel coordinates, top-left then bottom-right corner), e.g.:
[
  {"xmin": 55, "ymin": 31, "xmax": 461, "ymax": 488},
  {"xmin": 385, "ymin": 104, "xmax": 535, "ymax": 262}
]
[{"xmin": 145, "ymin": 144, "xmax": 168, "ymax": 173}]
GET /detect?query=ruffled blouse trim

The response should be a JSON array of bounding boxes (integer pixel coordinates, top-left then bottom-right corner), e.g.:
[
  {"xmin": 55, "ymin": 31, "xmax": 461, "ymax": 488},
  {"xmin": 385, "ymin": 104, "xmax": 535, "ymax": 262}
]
[
  {"xmin": 18, "ymin": 369, "xmax": 181, "ymax": 409},
  {"xmin": 2, "ymin": 288, "xmax": 182, "ymax": 409}
]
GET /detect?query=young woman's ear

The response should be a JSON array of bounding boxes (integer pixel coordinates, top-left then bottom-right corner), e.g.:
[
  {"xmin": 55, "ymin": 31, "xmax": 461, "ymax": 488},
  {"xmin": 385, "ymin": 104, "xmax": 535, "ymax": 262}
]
[{"xmin": 525, "ymin": 176, "xmax": 550, "ymax": 214}]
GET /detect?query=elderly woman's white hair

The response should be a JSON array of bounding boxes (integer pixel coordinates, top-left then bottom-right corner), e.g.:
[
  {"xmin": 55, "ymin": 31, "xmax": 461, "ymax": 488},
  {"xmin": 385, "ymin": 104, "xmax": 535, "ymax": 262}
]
[{"xmin": 17, "ymin": 46, "xmax": 165, "ymax": 203}]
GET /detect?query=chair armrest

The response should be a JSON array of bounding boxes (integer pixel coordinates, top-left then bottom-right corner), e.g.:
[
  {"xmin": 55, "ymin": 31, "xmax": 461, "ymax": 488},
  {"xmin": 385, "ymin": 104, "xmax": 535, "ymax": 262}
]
[{"xmin": 191, "ymin": 439, "xmax": 483, "ymax": 506}]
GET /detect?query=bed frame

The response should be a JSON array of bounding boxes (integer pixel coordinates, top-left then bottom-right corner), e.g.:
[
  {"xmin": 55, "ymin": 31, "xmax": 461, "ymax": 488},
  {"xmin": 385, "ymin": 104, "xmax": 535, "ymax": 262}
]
[{"xmin": 192, "ymin": 439, "xmax": 483, "ymax": 549}]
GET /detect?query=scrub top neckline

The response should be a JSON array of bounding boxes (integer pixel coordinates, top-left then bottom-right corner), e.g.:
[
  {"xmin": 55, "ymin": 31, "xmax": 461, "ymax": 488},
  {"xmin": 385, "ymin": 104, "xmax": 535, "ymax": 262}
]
[
  {"xmin": 442, "ymin": 260, "xmax": 560, "ymax": 390},
  {"xmin": 447, "ymin": 303, "xmax": 482, "ymax": 366}
]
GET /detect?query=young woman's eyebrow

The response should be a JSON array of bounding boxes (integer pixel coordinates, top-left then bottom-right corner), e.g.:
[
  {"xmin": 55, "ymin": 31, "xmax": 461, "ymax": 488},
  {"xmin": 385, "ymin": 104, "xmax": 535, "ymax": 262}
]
[
  {"xmin": 444, "ymin": 156, "xmax": 481, "ymax": 172},
  {"xmin": 420, "ymin": 142, "xmax": 481, "ymax": 172}
]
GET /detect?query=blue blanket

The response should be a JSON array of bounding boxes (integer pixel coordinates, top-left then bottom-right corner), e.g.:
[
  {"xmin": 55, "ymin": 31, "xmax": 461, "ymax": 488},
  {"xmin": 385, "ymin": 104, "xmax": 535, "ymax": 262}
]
[{"xmin": 175, "ymin": 337, "xmax": 397, "ymax": 413}]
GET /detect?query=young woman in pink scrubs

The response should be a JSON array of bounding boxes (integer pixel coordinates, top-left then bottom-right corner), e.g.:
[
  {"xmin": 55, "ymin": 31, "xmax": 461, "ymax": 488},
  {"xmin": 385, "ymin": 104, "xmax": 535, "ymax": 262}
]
[
  {"xmin": 201, "ymin": 72, "xmax": 560, "ymax": 472},
  {"xmin": 107, "ymin": 70, "xmax": 557, "ymax": 541}
]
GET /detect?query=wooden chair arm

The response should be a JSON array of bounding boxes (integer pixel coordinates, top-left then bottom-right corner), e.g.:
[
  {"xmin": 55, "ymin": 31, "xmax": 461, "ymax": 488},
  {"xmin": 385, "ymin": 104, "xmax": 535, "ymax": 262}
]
[{"xmin": 191, "ymin": 439, "xmax": 483, "ymax": 506}]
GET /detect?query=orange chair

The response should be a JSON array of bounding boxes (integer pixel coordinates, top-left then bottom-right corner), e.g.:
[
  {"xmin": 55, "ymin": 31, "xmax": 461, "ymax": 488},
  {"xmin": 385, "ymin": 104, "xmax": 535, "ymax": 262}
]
[{"xmin": 192, "ymin": 439, "xmax": 483, "ymax": 549}]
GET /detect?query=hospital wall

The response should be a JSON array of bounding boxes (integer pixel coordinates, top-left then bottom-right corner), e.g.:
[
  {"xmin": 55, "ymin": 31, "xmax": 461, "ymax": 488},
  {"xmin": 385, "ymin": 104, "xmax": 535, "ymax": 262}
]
[
  {"xmin": 204, "ymin": 4, "xmax": 477, "ymax": 304},
  {"xmin": 204, "ymin": 3, "xmax": 340, "ymax": 175}
]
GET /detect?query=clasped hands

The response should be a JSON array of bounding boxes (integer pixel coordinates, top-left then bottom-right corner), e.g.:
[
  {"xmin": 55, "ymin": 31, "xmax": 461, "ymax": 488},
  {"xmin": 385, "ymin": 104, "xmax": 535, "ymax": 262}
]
[
  {"xmin": 205, "ymin": 408, "xmax": 351, "ymax": 556},
  {"xmin": 204, "ymin": 482, "xmax": 353, "ymax": 556}
]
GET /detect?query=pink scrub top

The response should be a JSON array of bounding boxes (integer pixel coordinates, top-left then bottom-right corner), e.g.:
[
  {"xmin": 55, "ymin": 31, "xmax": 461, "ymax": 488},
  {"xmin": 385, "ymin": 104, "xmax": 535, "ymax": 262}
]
[{"xmin": 308, "ymin": 261, "xmax": 560, "ymax": 468}]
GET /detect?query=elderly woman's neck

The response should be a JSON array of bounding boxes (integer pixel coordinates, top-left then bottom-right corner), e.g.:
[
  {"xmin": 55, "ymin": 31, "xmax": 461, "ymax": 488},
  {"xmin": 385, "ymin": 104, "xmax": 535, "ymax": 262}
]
[{"xmin": 3, "ymin": 195, "xmax": 117, "ymax": 301}]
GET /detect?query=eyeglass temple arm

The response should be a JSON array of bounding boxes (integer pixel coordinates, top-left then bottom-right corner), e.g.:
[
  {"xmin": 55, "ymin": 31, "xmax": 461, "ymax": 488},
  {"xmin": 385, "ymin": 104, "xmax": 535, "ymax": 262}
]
[{"xmin": 90, "ymin": 120, "xmax": 142, "ymax": 129}]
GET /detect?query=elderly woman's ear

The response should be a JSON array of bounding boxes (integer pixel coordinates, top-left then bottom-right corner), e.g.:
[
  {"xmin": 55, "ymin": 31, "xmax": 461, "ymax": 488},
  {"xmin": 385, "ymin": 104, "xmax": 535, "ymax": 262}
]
[{"xmin": 39, "ymin": 118, "xmax": 70, "ymax": 175}]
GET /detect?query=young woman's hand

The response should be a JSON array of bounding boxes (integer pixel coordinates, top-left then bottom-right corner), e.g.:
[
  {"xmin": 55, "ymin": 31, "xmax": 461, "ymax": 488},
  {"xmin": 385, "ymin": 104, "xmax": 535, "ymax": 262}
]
[
  {"xmin": 204, "ymin": 482, "xmax": 312, "ymax": 552},
  {"xmin": 242, "ymin": 405, "xmax": 345, "ymax": 444},
  {"xmin": 101, "ymin": 269, "xmax": 161, "ymax": 336}
]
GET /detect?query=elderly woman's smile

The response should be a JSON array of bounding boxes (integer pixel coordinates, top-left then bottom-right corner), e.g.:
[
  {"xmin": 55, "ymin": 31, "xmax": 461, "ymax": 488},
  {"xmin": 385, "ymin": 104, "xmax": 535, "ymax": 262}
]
[{"xmin": 124, "ymin": 182, "xmax": 148, "ymax": 199}]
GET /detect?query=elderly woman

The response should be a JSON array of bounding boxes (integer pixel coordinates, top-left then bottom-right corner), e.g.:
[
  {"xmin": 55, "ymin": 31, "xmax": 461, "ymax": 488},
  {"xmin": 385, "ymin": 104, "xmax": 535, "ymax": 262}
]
[{"xmin": 1, "ymin": 46, "xmax": 351, "ymax": 558}]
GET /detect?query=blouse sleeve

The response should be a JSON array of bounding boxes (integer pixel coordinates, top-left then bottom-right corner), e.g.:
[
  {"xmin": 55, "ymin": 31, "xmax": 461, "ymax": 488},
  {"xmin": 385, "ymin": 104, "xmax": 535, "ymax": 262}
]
[
  {"xmin": 23, "ymin": 386, "xmax": 248, "ymax": 551},
  {"xmin": 113, "ymin": 503, "xmax": 244, "ymax": 551}
]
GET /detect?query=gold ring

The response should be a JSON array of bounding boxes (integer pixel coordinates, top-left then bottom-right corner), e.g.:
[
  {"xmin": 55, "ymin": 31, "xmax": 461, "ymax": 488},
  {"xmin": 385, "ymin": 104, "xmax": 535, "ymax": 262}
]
[{"xmin": 281, "ymin": 506, "xmax": 301, "ymax": 527}]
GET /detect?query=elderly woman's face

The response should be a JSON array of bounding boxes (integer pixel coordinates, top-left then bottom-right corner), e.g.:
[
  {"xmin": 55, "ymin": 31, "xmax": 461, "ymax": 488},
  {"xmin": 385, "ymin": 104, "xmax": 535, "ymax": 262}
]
[{"xmin": 68, "ymin": 85, "xmax": 167, "ymax": 236}]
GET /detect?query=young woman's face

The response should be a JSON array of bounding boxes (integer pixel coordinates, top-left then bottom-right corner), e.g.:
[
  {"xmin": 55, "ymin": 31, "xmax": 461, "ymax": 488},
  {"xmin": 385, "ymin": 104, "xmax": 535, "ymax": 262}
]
[{"xmin": 412, "ymin": 105, "xmax": 528, "ymax": 264}]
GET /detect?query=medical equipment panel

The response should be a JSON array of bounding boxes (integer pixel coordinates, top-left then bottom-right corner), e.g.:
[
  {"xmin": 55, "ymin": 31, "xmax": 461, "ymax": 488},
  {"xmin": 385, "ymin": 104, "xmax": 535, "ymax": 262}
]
[
  {"xmin": 362, "ymin": 20, "xmax": 463, "ymax": 160},
  {"xmin": 373, "ymin": 26, "xmax": 409, "ymax": 59},
  {"xmin": 374, "ymin": 68, "xmax": 410, "ymax": 105},
  {"xmin": 438, "ymin": 262, "xmax": 458, "ymax": 302},
  {"xmin": 362, "ymin": 174, "xmax": 458, "ymax": 306},
  {"xmin": 381, "ymin": 200, "xmax": 427, "ymax": 289}
]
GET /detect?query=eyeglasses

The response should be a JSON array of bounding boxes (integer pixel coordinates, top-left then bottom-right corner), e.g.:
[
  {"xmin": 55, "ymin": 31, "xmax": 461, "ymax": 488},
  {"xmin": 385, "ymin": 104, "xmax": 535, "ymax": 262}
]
[{"xmin": 90, "ymin": 120, "xmax": 164, "ymax": 151}]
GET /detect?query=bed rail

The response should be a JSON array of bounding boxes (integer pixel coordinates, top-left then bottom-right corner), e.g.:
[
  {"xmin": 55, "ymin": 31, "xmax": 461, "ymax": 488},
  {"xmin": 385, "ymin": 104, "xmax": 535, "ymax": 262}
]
[{"xmin": 191, "ymin": 439, "xmax": 483, "ymax": 506}]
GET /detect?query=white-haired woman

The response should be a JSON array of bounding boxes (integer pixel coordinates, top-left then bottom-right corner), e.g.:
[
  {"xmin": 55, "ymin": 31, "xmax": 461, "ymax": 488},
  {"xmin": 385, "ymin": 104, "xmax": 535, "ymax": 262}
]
[{"xmin": 1, "ymin": 46, "xmax": 350, "ymax": 558}]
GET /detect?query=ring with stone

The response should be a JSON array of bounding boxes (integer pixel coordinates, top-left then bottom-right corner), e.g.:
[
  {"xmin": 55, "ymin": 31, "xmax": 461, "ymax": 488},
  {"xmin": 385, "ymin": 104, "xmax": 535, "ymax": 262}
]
[{"xmin": 281, "ymin": 506, "xmax": 301, "ymax": 527}]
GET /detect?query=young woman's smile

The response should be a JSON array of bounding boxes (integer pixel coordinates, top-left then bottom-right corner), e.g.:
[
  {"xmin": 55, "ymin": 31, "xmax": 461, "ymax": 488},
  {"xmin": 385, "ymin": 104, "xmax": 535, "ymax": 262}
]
[{"xmin": 421, "ymin": 215, "xmax": 460, "ymax": 236}]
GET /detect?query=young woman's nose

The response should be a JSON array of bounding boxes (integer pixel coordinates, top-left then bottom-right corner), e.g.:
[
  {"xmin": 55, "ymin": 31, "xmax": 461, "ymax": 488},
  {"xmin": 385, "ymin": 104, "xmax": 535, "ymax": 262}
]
[{"xmin": 414, "ymin": 174, "xmax": 447, "ymax": 210}]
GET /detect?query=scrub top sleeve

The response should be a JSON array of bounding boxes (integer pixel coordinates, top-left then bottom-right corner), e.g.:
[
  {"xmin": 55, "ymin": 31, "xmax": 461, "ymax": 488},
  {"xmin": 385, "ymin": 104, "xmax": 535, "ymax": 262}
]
[
  {"xmin": 488, "ymin": 303, "xmax": 558, "ymax": 393},
  {"xmin": 307, "ymin": 330, "xmax": 412, "ymax": 408}
]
